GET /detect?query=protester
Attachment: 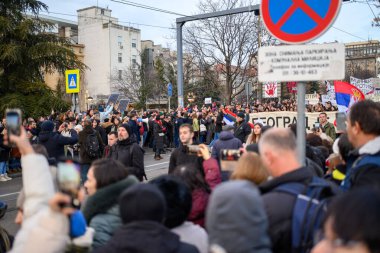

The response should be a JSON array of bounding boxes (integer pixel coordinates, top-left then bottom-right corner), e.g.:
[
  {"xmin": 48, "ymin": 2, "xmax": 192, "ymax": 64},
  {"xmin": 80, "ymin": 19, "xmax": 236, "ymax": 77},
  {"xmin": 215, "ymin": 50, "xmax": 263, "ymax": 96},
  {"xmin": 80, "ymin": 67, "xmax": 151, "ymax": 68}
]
[
  {"xmin": 0, "ymin": 128, "xmax": 12, "ymax": 181},
  {"xmin": 312, "ymin": 188, "xmax": 380, "ymax": 253},
  {"xmin": 82, "ymin": 159, "xmax": 138, "ymax": 248},
  {"xmin": 79, "ymin": 119, "xmax": 104, "ymax": 183},
  {"xmin": 319, "ymin": 112, "xmax": 336, "ymax": 141},
  {"xmin": 107, "ymin": 124, "xmax": 146, "ymax": 181},
  {"xmin": 153, "ymin": 115, "xmax": 165, "ymax": 160},
  {"xmin": 92, "ymin": 184, "xmax": 199, "ymax": 253},
  {"xmin": 103, "ymin": 131, "xmax": 117, "ymax": 158},
  {"xmin": 168, "ymin": 124, "xmax": 203, "ymax": 174},
  {"xmin": 233, "ymin": 112, "xmax": 251, "ymax": 144},
  {"xmin": 230, "ymin": 152, "xmax": 269, "ymax": 185},
  {"xmin": 151, "ymin": 175, "xmax": 208, "ymax": 253},
  {"xmin": 342, "ymin": 100, "xmax": 380, "ymax": 190},
  {"xmin": 38, "ymin": 120, "xmax": 78, "ymax": 161},
  {"xmin": 92, "ymin": 119, "xmax": 107, "ymax": 145},
  {"xmin": 206, "ymin": 180, "xmax": 272, "ymax": 253},
  {"xmin": 246, "ymin": 122, "xmax": 263, "ymax": 145},
  {"xmin": 258, "ymin": 128, "xmax": 315, "ymax": 253},
  {"xmin": 211, "ymin": 125, "xmax": 242, "ymax": 161}
]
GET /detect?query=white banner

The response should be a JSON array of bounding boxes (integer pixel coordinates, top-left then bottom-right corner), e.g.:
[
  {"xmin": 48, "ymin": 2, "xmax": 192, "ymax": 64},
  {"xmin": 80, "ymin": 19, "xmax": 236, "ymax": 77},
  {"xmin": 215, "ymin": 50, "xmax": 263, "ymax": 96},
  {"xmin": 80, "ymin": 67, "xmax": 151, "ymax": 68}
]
[
  {"xmin": 263, "ymin": 82, "xmax": 279, "ymax": 98},
  {"xmin": 321, "ymin": 95, "xmax": 337, "ymax": 105},
  {"xmin": 204, "ymin": 97, "xmax": 212, "ymax": 104},
  {"xmin": 350, "ymin": 76, "xmax": 375, "ymax": 95},
  {"xmin": 249, "ymin": 111, "xmax": 336, "ymax": 131}
]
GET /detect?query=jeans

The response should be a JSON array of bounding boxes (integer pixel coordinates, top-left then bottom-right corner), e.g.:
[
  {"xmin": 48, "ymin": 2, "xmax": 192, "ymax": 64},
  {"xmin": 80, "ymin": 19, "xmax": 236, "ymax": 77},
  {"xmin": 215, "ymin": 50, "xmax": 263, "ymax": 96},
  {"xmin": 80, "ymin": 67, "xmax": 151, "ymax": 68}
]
[
  {"xmin": 0, "ymin": 162, "xmax": 6, "ymax": 175},
  {"xmin": 81, "ymin": 164, "xmax": 91, "ymax": 184},
  {"xmin": 209, "ymin": 132, "xmax": 220, "ymax": 147}
]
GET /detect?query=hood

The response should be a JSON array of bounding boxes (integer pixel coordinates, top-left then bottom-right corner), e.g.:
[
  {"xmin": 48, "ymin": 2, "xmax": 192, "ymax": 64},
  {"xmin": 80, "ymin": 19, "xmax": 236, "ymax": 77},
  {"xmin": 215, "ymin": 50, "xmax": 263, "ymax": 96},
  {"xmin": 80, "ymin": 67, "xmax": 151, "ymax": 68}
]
[
  {"xmin": 40, "ymin": 120, "xmax": 55, "ymax": 132},
  {"xmin": 110, "ymin": 221, "xmax": 182, "ymax": 253},
  {"xmin": 219, "ymin": 131, "xmax": 235, "ymax": 140},
  {"xmin": 359, "ymin": 136, "xmax": 380, "ymax": 155},
  {"xmin": 38, "ymin": 131, "xmax": 53, "ymax": 142},
  {"xmin": 206, "ymin": 180, "xmax": 271, "ymax": 253},
  {"xmin": 82, "ymin": 176, "xmax": 139, "ymax": 223}
]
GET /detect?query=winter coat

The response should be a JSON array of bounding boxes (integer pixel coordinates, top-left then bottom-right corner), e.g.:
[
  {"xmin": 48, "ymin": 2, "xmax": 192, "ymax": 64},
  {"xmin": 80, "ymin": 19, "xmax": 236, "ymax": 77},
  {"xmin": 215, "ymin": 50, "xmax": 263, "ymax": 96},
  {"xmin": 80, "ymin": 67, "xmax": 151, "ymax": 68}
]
[
  {"xmin": 259, "ymin": 167, "xmax": 313, "ymax": 253},
  {"xmin": 94, "ymin": 125, "xmax": 107, "ymax": 146},
  {"xmin": 342, "ymin": 136, "xmax": 380, "ymax": 191},
  {"xmin": 10, "ymin": 154, "xmax": 69, "ymax": 253},
  {"xmin": 39, "ymin": 130, "xmax": 78, "ymax": 160},
  {"xmin": 234, "ymin": 121, "xmax": 252, "ymax": 143},
  {"xmin": 189, "ymin": 158, "xmax": 222, "ymax": 228},
  {"xmin": 211, "ymin": 131, "xmax": 242, "ymax": 160},
  {"xmin": 82, "ymin": 176, "xmax": 139, "ymax": 248},
  {"xmin": 206, "ymin": 180, "xmax": 272, "ymax": 253},
  {"xmin": 168, "ymin": 143, "xmax": 204, "ymax": 174},
  {"xmin": 322, "ymin": 122, "xmax": 336, "ymax": 141},
  {"xmin": 215, "ymin": 112, "xmax": 224, "ymax": 133},
  {"xmin": 108, "ymin": 138, "xmax": 146, "ymax": 181},
  {"xmin": 91, "ymin": 221, "xmax": 199, "ymax": 253},
  {"xmin": 0, "ymin": 132, "xmax": 11, "ymax": 162},
  {"xmin": 153, "ymin": 121, "xmax": 164, "ymax": 150},
  {"xmin": 79, "ymin": 126, "xmax": 104, "ymax": 164},
  {"xmin": 171, "ymin": 222, "xmax": 208, "ymax": 253},
  {"xmin": 128, "ymin": 120, "xmax": 140, "ymax": 142}
]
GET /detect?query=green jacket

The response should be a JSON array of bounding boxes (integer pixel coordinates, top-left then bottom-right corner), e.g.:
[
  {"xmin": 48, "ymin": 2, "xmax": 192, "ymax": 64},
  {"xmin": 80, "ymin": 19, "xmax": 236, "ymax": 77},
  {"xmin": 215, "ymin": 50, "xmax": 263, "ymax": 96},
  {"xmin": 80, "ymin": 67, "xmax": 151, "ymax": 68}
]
[{"xmin": 323, "ymin": 122, "xmax": 336, "ymax": 141}]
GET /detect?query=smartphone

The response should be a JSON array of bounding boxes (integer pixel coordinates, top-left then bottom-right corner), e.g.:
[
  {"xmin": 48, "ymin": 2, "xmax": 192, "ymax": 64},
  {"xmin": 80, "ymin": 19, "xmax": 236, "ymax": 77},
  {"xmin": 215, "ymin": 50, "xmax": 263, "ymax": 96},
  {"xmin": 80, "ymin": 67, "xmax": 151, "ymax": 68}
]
[
  {"xmin": 6, "ymin": 109, "xmax": 22, "ymax": 136},
  {"xmin": 219, "ymin": 149, "xmax": 243, "ymax": 172},
  {"xmin": 57, "ymin": 161, "xmax": 81, "ymax": 208},
  {"xmin": 313, "ymin": 122, "xmax": 320, "ymax": 129},
  {"xmin": 336, "ymin": 112, "xmax": 347, "ymax": 132},
  {"xmin": 185, "ymin": 145, "xmax": 200, "ymax": 155}
]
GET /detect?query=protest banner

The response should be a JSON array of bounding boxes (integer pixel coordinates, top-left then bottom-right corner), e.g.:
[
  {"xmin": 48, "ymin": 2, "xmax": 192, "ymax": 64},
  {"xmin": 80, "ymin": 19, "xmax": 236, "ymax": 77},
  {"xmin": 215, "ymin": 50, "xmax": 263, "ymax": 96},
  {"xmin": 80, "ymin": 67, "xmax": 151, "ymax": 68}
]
[
  {"xmin": 249, "ymin": 111, "xmax": 336, "ymax": 131},
  {"xmin": 263, "ymin": 82, "xmax": 280, "ymax": 98},
  {"xmin": 350, "ymin": 77, "xmax": 374, "ymax": 95}
]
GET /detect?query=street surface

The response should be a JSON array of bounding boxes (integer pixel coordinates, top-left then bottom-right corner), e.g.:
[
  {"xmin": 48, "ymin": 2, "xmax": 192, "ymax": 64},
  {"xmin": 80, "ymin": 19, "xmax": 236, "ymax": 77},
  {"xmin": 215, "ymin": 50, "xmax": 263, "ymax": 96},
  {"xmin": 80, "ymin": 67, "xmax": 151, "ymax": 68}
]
[{"xmin": 0, "ymin": 149, "xmax": 171, "ymax": 236}]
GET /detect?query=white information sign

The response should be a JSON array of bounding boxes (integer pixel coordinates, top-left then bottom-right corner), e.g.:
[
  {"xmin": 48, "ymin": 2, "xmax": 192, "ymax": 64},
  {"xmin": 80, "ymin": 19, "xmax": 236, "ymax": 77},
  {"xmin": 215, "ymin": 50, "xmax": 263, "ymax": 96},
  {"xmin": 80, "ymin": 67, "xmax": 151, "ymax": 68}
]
[
  {"xmin": 204, "ymin": 97, "xmax": 212, "ymax": 104},
  {"xmin": 258, "ymin": 43, "xmax": 345, "ymax": 82}
]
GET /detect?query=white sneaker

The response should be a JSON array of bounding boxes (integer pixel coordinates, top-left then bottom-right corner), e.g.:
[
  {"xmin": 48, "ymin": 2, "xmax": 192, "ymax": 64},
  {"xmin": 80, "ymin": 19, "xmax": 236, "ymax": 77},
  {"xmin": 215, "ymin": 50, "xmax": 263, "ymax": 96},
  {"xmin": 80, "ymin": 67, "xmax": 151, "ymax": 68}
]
[
  {"xmin": 4, "ymin": 174, "xmax": 12, "ymax": 181},
  {"xmin": 0, "ymin": 175, "xmax": 7, "ymax": 182}
]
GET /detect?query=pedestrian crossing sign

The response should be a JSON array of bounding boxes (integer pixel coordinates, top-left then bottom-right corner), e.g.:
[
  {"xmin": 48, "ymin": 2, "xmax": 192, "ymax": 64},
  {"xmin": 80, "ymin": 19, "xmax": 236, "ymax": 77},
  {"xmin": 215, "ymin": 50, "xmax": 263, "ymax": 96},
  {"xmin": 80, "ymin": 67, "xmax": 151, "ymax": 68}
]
[{"xmin": 65, "ymin": 69, "xmax": 80, "ymax": 93}]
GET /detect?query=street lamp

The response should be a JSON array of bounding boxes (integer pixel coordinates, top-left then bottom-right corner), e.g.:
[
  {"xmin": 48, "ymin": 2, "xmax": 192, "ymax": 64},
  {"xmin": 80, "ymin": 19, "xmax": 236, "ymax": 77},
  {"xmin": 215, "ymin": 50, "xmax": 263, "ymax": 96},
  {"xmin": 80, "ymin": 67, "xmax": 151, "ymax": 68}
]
[{"xmin": 87, "ymin": 96, "xmax": 93, "ymax": 110}]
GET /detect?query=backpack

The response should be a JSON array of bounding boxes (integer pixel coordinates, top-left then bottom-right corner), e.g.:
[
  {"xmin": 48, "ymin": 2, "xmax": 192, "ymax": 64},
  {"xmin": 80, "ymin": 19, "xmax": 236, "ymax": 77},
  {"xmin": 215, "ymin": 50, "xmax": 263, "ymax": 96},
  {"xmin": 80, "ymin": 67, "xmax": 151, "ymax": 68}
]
[
  {"xmin": 85, "ymin": 130, "xmax": 100, "ymax": 159},
  {"xmin": 274, "ymin": 177, "xmax": 339, "ymax": 253}
]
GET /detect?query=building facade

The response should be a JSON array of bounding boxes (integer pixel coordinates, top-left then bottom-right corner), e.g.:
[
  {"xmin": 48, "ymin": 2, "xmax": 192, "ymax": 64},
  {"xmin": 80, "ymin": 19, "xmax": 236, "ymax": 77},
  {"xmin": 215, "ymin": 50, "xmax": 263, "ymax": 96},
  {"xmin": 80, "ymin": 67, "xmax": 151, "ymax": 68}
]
[{"xmin": 78, "ymin": 6, "xmax": 141, "ymax": 101}]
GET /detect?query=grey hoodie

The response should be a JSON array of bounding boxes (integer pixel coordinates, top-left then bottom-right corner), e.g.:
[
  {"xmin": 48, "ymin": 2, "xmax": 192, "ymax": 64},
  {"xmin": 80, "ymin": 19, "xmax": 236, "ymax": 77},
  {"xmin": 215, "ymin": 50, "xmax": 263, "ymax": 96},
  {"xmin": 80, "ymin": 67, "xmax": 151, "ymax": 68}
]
[{"xmin": 206, "ymin": 180, "xmax": 272, "ymax": 253}]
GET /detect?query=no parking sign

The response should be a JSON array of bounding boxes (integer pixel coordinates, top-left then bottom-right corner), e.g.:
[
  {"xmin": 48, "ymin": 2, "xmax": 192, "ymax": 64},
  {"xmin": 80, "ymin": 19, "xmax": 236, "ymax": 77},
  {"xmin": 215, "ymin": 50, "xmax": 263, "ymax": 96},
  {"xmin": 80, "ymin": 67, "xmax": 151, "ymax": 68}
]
[{"xmin": 261, "ymin": 0, "xmax": 341, "ymax": 44}]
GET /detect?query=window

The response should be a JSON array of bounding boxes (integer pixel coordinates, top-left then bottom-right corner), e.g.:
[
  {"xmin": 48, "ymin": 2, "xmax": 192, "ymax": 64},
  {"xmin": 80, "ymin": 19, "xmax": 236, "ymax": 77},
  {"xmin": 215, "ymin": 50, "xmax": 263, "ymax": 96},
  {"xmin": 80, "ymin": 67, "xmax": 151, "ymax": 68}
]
[
  {"xmin": 118, "ymin": 36, "xmax": 123, "ymax": 48},
  {"xmin": 132, "ymin": 38, "xmax": 137, "ymax": 48},
  {"xmin": 101, "ymin": 9, "xmax": 104, "ymax": 15},
  {"xmin": 118, "ymin": 53, "xmax": 122, "ymax": 63},
  {"xmin": 132, "ymin": 55, "xmax": 137, "ymax": 67},
  {"xmin": 118, "ymin": 70, "xmax": 122, "ymax": 80}
]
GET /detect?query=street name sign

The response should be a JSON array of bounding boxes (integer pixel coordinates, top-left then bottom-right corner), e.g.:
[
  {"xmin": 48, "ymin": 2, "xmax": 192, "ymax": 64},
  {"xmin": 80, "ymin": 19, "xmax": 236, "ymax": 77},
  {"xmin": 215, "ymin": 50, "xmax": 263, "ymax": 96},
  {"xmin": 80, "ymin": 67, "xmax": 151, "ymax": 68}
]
[
  {"xmin": 65, "ymin": 69, "xmax": 80, "ymax": 94},
  {"xmin": 261, "ymin": 0, "xmax": 341, "ymax": 44},
  {"xmin": 258, "ymin": 43, "xmax": 345, "ymax": 82}
]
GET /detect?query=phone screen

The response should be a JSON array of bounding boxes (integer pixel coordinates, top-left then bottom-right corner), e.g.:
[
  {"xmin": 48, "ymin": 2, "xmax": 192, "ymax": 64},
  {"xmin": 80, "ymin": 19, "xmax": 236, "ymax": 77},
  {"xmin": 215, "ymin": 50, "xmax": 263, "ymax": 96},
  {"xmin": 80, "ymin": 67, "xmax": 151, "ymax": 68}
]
[
  {"xmin": 6, "ymin": 110, "xmax": 21, "ymax": 136},
  {"xmin": 314, "ymin": 122, "xmax": 320, "ymax": 129},
  {"xmin": 219, "ymin": 149, "xmax": 242, "ymax": 172},
  {"xmin": 336, "ymin": 112, "xmax": 347, "ymax": 132},
  {"xmin": 57, "ymin": 162, "xmax": 81, "ymax": 196}
]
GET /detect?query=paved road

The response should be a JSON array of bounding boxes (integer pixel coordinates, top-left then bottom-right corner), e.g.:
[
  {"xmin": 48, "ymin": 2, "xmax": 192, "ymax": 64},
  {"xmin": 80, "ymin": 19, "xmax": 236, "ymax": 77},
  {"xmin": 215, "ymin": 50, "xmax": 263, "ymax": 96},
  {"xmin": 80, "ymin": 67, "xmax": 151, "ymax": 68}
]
[{"xmin": 0, "ymin": 149, "xmax": 171, "ymax": 236}]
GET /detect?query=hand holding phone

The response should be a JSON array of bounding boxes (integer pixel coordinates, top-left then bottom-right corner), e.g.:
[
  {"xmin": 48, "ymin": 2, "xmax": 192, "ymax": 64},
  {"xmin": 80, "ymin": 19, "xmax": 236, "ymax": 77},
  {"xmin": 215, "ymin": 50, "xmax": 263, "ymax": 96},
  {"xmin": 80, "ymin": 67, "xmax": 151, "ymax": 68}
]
[{"xmin": 57, "ymin": 161, "xmax": 81, "ymax": 208}]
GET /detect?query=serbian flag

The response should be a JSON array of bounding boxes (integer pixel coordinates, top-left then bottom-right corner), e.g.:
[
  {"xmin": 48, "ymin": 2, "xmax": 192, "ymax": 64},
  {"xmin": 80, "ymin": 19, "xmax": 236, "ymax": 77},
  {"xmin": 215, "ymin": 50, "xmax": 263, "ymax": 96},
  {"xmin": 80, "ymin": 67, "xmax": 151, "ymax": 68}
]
[
  {"xmin": 224, "ymin": 109, "xmax": 254, "ymax": 128},
  {"xmin": 334, "ymin": 81, "xmax": 365, "ymax": 112}
]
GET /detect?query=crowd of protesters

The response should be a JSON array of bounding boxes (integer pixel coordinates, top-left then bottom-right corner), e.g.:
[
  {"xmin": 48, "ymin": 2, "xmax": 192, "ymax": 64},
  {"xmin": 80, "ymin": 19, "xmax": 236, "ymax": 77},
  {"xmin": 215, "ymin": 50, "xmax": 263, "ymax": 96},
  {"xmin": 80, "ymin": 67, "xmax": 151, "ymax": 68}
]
[{"xmin": 0, "ymin": 99, "xmax": 379, "ymax": 253}]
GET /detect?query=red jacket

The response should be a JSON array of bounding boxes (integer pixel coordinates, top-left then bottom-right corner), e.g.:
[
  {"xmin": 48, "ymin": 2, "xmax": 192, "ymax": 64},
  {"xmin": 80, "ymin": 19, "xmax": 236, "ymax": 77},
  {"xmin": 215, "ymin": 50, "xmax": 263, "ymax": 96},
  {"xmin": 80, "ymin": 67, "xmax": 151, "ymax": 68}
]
[{"xmin": 188, "ymin": 158, "xmax": 222, "ymax": 227}]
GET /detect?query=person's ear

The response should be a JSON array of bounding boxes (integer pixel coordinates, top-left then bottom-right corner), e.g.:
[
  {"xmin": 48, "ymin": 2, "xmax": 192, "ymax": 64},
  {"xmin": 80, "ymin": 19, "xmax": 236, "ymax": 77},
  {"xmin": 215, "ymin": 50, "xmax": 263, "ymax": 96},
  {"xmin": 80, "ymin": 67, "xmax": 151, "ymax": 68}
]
[{"xmin": 353, "ymin": 121, "xmax": 361, "ymax": 135}]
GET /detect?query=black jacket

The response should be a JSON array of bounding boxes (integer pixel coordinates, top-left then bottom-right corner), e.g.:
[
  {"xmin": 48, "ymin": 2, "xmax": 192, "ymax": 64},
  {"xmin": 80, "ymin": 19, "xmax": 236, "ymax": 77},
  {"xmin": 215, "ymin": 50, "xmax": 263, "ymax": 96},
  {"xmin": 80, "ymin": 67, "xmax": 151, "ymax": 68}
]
[
  {"xmin": 215, "ymin": 112, "xmax": 224, "ymax": 133},
  {"xmin": 79, "ymin": 126, "xmax": 104, "ymax": 164},
  {"xmin": 153, "ymin": 121, "xmax": 164, "ymax": 149},
  {"xmin": 92, "ymin": 221, "xmax": 199, "ymax": 253},
  {"xmin": 259, "ymin": 167, "xmax": 313, "ymax": 253},
  {"xmin": 94, "ymin": 125, "xmax": 107, "ymax": 145},
  {"xmin": 108, "ymin": 138, "xmax": 146, "ymax": 181},
  {"xmin": 234, "ymin": 121, "xmax": 251, "ymax": 143},
  {"xmin": 38, "ymin": 129, "xmax": 78, "ymax": 160},
  {"xmin": 0, "ymin": 131, "xmax": 11, "ymax": 162},
  {"xmin": 168, "ymin": 143, "xmax": 204, "ymax": 174}
]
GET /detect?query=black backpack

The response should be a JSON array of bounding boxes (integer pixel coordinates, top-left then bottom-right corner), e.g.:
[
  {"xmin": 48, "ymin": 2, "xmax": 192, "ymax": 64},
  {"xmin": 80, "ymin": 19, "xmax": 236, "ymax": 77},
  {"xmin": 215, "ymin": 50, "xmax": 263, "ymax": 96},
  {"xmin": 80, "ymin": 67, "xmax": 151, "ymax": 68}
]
[{"xmin": 85, "ymin": 130, "xmax": 100, "ymax": 158}]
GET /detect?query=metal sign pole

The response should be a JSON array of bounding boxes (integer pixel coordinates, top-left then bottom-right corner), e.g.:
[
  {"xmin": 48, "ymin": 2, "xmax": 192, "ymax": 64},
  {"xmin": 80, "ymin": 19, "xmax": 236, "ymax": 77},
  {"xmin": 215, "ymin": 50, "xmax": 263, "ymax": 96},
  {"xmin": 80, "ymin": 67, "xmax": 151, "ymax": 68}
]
[
  {"xmin": 176, "ymin": 23, "xmax": 184, "ymax": 108},
  {"xmin": 296, "ymin": 82, "xmax": 306, "ymax": 165}
]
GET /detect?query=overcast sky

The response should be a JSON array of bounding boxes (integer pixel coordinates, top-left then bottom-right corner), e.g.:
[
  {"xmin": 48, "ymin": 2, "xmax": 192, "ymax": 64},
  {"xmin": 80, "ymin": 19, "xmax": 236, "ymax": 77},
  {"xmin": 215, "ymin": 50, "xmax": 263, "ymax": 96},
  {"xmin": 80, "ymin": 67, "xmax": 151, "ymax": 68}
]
[{"xmin": 40, "ymin": 0, "xmax": 379, "ymax": 47}]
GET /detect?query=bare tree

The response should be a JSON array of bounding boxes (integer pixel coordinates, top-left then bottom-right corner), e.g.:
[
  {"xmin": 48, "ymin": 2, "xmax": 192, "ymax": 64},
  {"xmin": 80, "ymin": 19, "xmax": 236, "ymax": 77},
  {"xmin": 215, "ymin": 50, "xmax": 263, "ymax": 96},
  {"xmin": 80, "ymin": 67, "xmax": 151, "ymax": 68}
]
[{"xmin": 184, "ymin": 0, "xmax": 276, "ymax": 104}]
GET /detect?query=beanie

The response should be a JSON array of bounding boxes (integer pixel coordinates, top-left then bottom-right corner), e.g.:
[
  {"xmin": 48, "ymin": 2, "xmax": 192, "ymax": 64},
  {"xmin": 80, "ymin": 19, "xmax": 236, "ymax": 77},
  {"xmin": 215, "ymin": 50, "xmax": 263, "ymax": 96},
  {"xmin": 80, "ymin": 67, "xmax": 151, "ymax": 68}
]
[
  {"xmin": 41, "ymin": 120, "xmax": 55, "ymax": 132},
  {"xmin": 119, "ymin": 123, "xmax": 132, "ymax": 137},
  {"xmin": 237, "ymin": 112, "xmax": 245, "ymax": 119},
  {"xmin": 119, "ymin": 184, "xmax": 166, "ymax": 224}
]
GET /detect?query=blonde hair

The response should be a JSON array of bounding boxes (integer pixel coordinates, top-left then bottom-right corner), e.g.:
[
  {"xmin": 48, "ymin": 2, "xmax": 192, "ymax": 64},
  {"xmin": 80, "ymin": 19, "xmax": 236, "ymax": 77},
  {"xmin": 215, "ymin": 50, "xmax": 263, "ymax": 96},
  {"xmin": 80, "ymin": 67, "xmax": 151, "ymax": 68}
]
[{"xmin": 230, "ymin": 152, "xmax": 269, "ymax": 185}]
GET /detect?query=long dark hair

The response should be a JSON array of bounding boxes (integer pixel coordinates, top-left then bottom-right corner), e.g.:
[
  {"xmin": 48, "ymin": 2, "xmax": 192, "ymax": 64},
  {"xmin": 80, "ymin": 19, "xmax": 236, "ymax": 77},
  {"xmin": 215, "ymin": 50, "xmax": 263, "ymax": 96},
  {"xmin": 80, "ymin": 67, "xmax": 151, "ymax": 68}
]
[
  {"xmin": 172, "ymin": 164, "xmax": 210, "ymax": 193},
  {"xmin": 91, "ymin": 159, "xmax": 129, "ymax": 189}
]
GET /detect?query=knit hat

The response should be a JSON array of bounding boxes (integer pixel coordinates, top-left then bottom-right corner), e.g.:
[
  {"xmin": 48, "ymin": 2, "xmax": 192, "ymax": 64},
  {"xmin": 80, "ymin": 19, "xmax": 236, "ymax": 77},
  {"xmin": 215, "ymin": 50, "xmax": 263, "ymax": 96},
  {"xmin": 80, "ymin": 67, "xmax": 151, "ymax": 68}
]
[
  {"xmin": 41, "ymin": 120, "xmax": 55, "ymax": 132},
  {"xmin": 119, "ymin": 123, "xmax": 132, "ymax": 137},
  {"xmin": 237, "ymin": 112, "xmax": 245, "ymax": 119},
  {"xmin": 119, "ymin": 184, "xmax": 166, "ymax": 224},
  {"xmin": 222, "ymin": 125, "xmax": 235, "ymax": 132}
]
